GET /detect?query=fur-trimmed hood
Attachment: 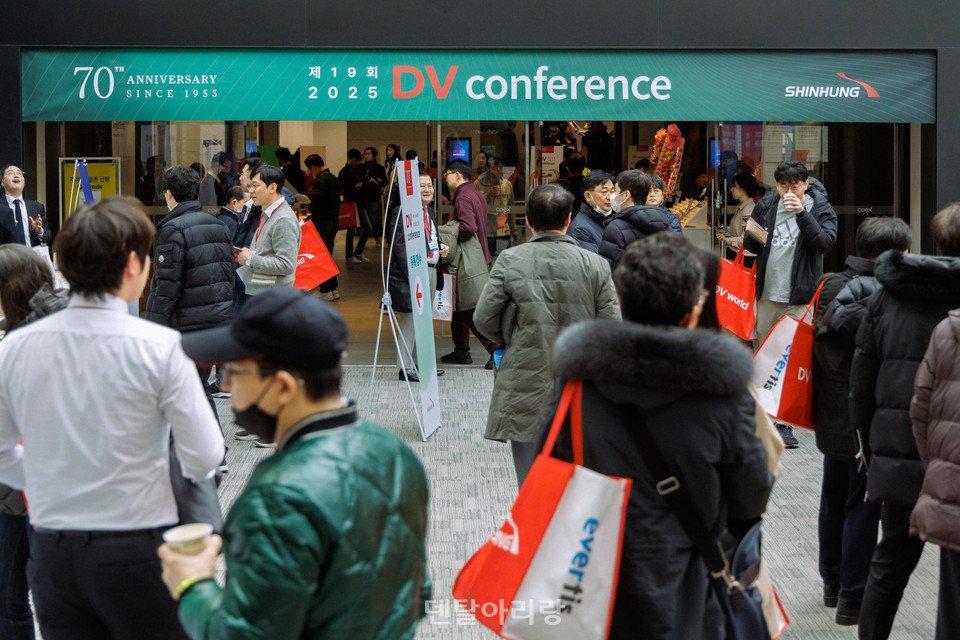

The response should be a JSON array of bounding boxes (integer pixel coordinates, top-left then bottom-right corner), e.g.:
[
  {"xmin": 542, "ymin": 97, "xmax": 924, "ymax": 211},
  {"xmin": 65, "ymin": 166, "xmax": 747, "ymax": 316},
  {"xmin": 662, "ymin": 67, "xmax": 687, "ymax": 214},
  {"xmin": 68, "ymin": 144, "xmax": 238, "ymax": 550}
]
[
  {"xmin": 875, "ymin": 251, "xmax": 960, "ymax": 301},
  {"xmin": 554, "ymin": 320, "xmax": 754, "ymax": 395}
]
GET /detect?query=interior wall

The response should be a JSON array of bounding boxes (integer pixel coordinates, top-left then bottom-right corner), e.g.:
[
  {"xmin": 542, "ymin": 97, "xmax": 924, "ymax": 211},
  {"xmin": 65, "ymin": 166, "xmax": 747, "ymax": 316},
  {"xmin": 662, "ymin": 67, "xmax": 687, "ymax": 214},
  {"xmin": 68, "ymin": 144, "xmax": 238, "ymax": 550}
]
[
  {"xmin": 910, "ymin": 122, "xmax": 922, "ymax": 253},
  {"xmin": 278, "ymin": 121, "xmax": 315, "ymax": 150},
  {"xmin": 347, "ymin": 121, "xmax": 431, "ymax": 167},
  {"xmin": 112, "ymin": 121, "xmax": 136, "ymax": 199},
  {"xmin": 312, "ymin": 121, "xmax": 347, "ymax": 172}
]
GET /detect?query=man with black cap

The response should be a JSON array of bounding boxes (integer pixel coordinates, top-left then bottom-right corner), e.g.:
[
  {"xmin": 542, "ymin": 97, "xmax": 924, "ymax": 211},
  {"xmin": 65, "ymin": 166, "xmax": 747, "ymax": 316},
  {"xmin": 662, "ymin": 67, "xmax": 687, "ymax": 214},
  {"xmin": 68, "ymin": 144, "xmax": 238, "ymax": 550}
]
[{"xmin": 158, "ymin": 288, "xmax": 431, "ymax": 640}]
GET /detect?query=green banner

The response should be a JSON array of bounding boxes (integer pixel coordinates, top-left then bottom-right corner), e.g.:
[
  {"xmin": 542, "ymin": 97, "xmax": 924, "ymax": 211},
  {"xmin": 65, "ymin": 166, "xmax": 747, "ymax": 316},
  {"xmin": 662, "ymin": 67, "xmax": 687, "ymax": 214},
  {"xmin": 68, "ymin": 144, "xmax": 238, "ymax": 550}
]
[{"xmin": 22, "ymin": 49, "xmax": 935, "ymax": 123}]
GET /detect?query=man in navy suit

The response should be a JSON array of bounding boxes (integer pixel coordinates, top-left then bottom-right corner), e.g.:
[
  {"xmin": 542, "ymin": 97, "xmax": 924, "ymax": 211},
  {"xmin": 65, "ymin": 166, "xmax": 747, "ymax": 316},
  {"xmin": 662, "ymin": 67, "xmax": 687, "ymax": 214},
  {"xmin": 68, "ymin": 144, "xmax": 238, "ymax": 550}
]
[{"xmin": 0, "ymin": 163, "xmax": 53, "ymax": 247}]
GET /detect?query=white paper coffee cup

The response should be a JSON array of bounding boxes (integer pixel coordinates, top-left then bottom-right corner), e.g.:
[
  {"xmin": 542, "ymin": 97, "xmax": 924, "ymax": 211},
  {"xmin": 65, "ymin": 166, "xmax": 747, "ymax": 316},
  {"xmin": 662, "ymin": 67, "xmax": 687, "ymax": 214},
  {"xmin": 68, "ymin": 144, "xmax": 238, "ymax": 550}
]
[{"xmin": 162, "ymin": 523, "xmax": 214, "ymax": 555}]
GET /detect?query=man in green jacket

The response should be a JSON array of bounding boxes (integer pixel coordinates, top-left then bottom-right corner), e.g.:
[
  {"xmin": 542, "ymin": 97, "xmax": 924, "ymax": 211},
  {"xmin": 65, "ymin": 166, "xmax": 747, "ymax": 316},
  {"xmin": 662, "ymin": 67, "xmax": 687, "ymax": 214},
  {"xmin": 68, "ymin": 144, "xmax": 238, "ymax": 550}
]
[
  {"xmin": 474, "ymin": 183, "xmax": 621, "ymax": 486},
  {"xmin": 159, "ymin": 288, "xmax": 431, "ymax": 639}
]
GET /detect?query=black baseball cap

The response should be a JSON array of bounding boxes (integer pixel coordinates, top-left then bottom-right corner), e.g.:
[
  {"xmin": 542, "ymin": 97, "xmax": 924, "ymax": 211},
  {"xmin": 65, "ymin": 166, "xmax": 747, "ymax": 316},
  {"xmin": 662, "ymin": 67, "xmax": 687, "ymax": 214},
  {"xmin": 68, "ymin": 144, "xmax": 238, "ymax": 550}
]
[{"xmin": 181, "ymin": 288, "xmax": 347, "ymax": 370}]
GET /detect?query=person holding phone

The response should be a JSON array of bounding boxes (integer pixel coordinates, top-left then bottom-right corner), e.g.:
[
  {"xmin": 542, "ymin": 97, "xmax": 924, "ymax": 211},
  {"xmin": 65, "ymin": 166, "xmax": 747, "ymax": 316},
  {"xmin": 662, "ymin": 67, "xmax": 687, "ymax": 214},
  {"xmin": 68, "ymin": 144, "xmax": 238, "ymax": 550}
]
[{"xmin": 716, "ymin": 172, "xmax": 763, "ymax": 259}]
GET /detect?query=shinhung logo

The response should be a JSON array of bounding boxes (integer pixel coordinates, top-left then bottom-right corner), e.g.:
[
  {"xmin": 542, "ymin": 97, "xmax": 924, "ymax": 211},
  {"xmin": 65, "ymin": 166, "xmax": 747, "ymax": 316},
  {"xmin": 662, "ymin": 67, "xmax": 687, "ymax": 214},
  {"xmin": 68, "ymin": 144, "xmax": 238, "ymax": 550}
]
[
  {"xmin": 784, "ymin": 72, "xmax": 880, "ymax": 98},
  {"xmin": 490, "ymin": 512, "xmax": 519, "ymax": 555}
]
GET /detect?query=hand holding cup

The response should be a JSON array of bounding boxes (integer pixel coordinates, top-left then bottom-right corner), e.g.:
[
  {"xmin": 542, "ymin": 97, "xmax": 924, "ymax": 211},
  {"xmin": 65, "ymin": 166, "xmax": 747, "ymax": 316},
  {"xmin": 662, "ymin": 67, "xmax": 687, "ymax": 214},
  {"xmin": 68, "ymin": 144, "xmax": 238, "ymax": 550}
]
[{"xmin": 158, "ymin": 524, "xmax": 221, "ymax": 600}]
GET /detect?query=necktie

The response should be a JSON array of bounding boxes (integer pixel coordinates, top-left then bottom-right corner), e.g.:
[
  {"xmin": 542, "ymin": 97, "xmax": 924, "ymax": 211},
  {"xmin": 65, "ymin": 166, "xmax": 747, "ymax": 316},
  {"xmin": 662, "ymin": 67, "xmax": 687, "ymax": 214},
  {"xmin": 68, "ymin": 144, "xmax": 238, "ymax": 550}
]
[{"xmin": 13, "ymin": 200, "xmax": 27, "ymax": 246}]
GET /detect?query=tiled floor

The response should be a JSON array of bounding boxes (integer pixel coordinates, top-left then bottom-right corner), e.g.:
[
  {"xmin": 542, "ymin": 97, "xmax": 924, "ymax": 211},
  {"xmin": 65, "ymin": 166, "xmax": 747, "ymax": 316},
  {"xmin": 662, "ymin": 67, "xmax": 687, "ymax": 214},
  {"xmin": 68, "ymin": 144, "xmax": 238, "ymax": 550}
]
[
  {"xmin": 218, "ymin": 369, "xmax": 940, "ymax": 639},
  {"xmin": 216, "ymin": 231, "xmax": 940, "ymax": 638}
]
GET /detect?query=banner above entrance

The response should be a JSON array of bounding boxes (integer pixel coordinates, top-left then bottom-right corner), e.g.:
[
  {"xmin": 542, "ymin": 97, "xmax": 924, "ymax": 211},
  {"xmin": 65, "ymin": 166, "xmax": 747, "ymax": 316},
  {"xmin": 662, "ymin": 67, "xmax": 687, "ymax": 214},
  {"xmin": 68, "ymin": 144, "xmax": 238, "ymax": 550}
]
[{"xmin": 22, "ymin": 49, "xmax": 935, "ymax": 123}]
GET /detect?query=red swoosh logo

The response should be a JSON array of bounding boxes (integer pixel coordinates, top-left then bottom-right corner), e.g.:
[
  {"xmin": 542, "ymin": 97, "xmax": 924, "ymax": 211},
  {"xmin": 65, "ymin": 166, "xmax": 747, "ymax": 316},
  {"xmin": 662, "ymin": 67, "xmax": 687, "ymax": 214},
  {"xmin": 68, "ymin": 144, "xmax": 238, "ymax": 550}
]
[{"xmin": 836, "ymin": 73, "xmax": 880, "ymax": 98}]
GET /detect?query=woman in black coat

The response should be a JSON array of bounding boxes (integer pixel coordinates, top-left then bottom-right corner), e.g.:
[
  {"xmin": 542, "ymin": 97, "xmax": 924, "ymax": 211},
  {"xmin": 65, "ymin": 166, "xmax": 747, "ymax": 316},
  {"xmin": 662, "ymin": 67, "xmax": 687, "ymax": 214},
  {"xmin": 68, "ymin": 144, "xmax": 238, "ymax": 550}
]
[{"xmin": 541, "ymin": 234, "xmax": 772, "ymax": 640}]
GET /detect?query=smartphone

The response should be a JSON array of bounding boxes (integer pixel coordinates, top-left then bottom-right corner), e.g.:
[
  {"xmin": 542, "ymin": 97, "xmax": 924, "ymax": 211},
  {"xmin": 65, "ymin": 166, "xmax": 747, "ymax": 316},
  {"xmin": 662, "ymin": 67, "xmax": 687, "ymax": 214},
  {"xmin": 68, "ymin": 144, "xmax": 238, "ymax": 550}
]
[{"xmin": 232, "ymin": 246, "xmax": 243, "ymax": 252}]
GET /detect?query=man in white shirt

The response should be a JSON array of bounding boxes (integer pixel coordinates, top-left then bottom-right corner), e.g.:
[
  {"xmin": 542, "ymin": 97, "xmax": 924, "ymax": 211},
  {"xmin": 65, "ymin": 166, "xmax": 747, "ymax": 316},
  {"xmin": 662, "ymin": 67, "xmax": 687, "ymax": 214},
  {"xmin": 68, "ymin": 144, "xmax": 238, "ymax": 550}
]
[
  {"xmin": 0, "ymin": 162, "xmax": 53, "ymax": 247},
  {"xmin": 0, "ymin": 197, "xmax": 225, "ymax": 640},
  {"xmin": 234, "ymin": 165, "xmax": 301, "ymax": 295}
]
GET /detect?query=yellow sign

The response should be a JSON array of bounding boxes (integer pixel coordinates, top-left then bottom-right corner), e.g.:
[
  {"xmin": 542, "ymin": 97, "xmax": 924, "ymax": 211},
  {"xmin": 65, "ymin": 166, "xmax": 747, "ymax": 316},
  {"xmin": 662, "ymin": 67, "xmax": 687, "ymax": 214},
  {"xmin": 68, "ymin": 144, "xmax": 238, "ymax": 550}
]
[{"xmin": 61, "ymin": 159, "xmax": 120, "ymax": 217}]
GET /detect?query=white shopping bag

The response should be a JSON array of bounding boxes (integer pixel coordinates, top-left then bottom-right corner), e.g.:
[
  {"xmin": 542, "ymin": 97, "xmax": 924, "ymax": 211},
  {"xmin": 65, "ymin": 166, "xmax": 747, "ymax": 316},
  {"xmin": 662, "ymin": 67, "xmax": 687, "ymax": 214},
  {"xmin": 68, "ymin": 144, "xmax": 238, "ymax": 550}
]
[{"xmin": 433, "ymin": 273, "xmax": 453, "ymax": 322}]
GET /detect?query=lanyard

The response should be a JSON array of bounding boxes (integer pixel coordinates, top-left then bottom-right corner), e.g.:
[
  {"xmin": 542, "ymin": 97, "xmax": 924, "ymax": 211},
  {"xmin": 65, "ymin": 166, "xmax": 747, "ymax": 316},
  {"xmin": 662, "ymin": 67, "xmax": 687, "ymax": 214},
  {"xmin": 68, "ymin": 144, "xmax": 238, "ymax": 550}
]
[
  {"xmin": 423, "ymin": 207, "xmax": 434, "ymax": 258},
  {"xmin": 254, "ymin": 199, "xmax": 283, "ymax": 243},
  {"xmin": 254, "ymin": 212, "xmax": 266, "ymax": 243}
]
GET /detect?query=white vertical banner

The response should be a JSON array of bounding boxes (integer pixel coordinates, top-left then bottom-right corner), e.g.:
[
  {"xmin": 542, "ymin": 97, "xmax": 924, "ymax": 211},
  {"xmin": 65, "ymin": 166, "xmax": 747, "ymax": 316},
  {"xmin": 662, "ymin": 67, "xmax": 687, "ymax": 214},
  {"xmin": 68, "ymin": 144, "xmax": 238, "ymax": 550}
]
[{"xmin": 397, "ymin": 158, "xmax": 442, "ymax": 440}]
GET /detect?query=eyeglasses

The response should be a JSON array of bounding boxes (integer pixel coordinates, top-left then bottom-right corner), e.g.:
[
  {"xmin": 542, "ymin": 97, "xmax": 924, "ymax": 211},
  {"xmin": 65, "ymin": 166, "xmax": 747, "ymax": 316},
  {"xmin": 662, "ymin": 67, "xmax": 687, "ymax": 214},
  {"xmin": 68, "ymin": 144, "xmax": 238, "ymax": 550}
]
[
  {"xmin": 591, "ymin": 188, "xmax": 614, "ymax": 195},
  {"xmin": 3, "ymin": 170, "xmax": 24, "ymax": 177},
  {"xmin": 777, "ymin": 182, "xmax": 806, "ymax": 194}
]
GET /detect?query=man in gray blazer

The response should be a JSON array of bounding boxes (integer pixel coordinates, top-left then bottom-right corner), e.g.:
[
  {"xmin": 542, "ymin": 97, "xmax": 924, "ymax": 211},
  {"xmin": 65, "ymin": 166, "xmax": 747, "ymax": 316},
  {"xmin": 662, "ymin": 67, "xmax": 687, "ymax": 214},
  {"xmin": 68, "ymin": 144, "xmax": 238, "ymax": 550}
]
[{"xmin": 235, "ymin": 165, "xmax": 301, "ymax": 296}]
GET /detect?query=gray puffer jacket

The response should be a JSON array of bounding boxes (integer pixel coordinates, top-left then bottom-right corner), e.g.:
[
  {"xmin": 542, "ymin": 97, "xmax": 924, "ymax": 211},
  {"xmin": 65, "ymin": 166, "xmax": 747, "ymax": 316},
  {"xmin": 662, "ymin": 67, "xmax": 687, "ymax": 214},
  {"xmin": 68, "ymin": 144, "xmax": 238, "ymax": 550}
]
[{"xmin": 474, "ymin": 233, "xmax": 620, "ymax": 442}]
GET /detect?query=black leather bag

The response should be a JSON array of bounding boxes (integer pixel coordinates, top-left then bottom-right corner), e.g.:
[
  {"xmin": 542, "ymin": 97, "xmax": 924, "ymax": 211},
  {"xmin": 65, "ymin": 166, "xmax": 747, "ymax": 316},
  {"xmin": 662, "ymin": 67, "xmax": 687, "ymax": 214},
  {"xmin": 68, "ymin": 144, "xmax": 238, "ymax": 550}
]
[
  {"xmin": 0, "ymin": 483, "xmax": 26, "ymax": 516},
  {"xmin": 168, "ymin": 445, "xmax": 223, "ymax": 534},
  {"xmin": 628, "ymin": 410, "xmax": 770, "ymax": 640}
]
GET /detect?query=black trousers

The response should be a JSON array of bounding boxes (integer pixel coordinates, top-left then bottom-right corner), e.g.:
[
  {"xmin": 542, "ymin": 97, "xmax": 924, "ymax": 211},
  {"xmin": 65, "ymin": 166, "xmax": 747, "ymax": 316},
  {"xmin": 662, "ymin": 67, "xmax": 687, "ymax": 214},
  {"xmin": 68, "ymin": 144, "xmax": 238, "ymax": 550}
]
[
  {"xmin": 937, "ymin": 547, "xmax": 960, "ymax": 640},
  {"xmin": 28, "ymin": 527, "xmax": 188, "ymax": 640},
  {"xmin": 818, "ymin": 456, "xmax": 881, "ymax": 604},
  {"xmin": 858, "ymin": 502, "xmax": 925, "ymax": 639},
  {"xmin": 451, "ymin": 309, "xmax": 497, "ymax": 355},
  {"xmin": 313, "ymin": 218, "xmax": 339, "ymax": 292}
]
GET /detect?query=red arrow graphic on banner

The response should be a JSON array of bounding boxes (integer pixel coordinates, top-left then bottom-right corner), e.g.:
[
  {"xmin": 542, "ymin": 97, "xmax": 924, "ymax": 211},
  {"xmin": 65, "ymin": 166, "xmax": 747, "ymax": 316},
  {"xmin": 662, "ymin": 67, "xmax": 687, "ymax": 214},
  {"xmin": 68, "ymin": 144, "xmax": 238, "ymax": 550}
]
[{"xmin": 416, "ymin": 282, "xmax": 423, "ymax": 309}]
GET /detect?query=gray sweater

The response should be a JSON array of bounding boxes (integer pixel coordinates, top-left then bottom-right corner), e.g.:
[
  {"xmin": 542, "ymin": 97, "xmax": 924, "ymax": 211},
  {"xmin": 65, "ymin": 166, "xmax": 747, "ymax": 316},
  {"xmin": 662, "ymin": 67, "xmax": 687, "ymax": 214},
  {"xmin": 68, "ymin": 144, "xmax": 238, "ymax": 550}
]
[{"xmin": 237, "ymin": 201, "xmax": 301, "ymax": 294}]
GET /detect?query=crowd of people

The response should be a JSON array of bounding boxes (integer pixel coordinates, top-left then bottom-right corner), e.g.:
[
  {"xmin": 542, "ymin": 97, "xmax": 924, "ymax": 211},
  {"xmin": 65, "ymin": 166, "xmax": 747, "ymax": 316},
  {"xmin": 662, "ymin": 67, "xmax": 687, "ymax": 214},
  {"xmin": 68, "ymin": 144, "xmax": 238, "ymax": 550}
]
[{"xmin": 0, "ymin": 151, "xmax": 958, "ymax": 640}]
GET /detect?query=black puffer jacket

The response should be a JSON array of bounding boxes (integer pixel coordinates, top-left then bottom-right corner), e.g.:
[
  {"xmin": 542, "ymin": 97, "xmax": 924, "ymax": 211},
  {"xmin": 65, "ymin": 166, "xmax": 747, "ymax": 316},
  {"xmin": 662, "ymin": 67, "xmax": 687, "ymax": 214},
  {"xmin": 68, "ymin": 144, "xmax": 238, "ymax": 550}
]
[
  {"xmin": 850, "ymin": 251, "xmax": 960, "ymax": 506},
  {"xmin": 541, "ymin": 321, "xmax": 772, "ymax": 640},
  {"xmin": 216, "ymin": 206, "xmax": 240, "ymax": 241},
  {"xmin": 743, "ymin": 177, "xmax": 838, "ymax": 305},
  {"xmin": 146, "ymin": 200, "xmax": 235, "ymax": 332},
  {"xmin": 598, "ymin": 205, "xmax": 671, "ymax": 269},
  {"xmin": 812, "ymin": 256, "xmax": 880, "ymax": 458}
]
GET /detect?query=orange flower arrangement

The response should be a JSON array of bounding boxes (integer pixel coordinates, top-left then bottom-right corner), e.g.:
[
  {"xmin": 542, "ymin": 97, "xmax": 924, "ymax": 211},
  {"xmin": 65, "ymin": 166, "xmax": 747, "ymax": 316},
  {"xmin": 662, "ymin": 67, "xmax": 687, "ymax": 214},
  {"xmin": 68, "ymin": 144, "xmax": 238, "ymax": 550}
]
[{"xmin": 649, "ymin": 124, "xmax": 685, "ymax": 196}]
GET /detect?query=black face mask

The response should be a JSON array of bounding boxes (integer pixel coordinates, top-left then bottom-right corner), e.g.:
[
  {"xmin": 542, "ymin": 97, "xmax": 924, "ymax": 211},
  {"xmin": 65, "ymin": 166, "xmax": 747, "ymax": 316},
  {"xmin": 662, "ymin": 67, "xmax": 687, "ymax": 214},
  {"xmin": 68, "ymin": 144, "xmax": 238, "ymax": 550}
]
[{"xmin": 232, "ymin": 377, "xmax": 279, "ymax": 443}]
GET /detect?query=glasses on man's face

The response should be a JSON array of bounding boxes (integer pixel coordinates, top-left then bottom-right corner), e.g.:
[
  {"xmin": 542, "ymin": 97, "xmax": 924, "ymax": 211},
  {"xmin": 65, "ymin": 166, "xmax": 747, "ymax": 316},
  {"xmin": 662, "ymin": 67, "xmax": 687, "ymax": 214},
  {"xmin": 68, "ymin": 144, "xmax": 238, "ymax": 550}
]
[
  {"xmin": 248, "ymin": 181, "xmax": 263, "ymax": 190},
  {"xmin": 778, "ymin": 182, "xmax": 805, "ymax": 195},
  {"xmin": 591, "ymin": 187, "xmax": 614, "ymax": 196},
  {"xmin": 4, "ymin": 170, "xmax": 24, "ymax": 177}
]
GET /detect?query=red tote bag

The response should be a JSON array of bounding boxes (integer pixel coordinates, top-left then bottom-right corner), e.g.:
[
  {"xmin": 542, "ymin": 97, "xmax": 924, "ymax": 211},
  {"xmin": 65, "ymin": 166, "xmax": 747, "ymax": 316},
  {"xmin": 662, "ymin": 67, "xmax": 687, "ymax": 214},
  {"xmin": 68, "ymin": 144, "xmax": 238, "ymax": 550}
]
[
  {"xmin": 716, "ymin": 249, "xmax": 757, "ymax": 340},
  {"xmin": 453, "ymin": 381, "xmax": 631, "ymax": 640},
  {"xmin": 752, "ymin": 282, "xmax": 825, "ymax": 430},
  {"xmin": 293, "ymin": 221, "xmax": 339, "ymax": 291},
  {"xmin": 338, "ymin": 202, "xmax": 358, "ymax": 230}
]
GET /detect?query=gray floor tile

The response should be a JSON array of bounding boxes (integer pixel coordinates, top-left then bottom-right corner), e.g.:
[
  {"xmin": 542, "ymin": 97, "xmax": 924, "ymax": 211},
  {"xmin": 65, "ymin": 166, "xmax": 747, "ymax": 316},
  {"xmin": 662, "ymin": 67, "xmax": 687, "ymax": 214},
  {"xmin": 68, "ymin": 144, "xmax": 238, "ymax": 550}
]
[{"xmin": 215, "ymin": 369, "xmax": 939, "ymax": 639}]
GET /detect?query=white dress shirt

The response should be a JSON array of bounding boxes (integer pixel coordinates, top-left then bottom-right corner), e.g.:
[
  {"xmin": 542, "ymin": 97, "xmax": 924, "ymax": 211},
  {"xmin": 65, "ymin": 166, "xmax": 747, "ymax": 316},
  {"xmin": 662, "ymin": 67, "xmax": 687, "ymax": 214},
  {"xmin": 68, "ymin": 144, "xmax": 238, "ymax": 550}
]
[
  {"xmin": 5, "ymin": 193, "xmax": 31, "ymax": 247},
  {"xmin": 0, "ymin": 294, "xmax": 224, "ymax": 530}
]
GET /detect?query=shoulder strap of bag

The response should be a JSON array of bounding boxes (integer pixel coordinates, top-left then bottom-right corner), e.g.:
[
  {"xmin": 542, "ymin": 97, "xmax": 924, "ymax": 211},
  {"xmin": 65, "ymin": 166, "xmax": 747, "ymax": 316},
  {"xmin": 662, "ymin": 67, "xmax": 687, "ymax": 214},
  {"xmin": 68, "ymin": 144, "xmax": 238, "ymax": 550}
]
[
  {"xmin": 623, "ymin": 407, "xmax": 727, "ymax": 574},
  {"xmin": 801, "ymin": 280, "xmax": 827, "ymax": 325},
  {"xmin": 541, "ymin": 380, "xmax": 584, "ymax": 466}
]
